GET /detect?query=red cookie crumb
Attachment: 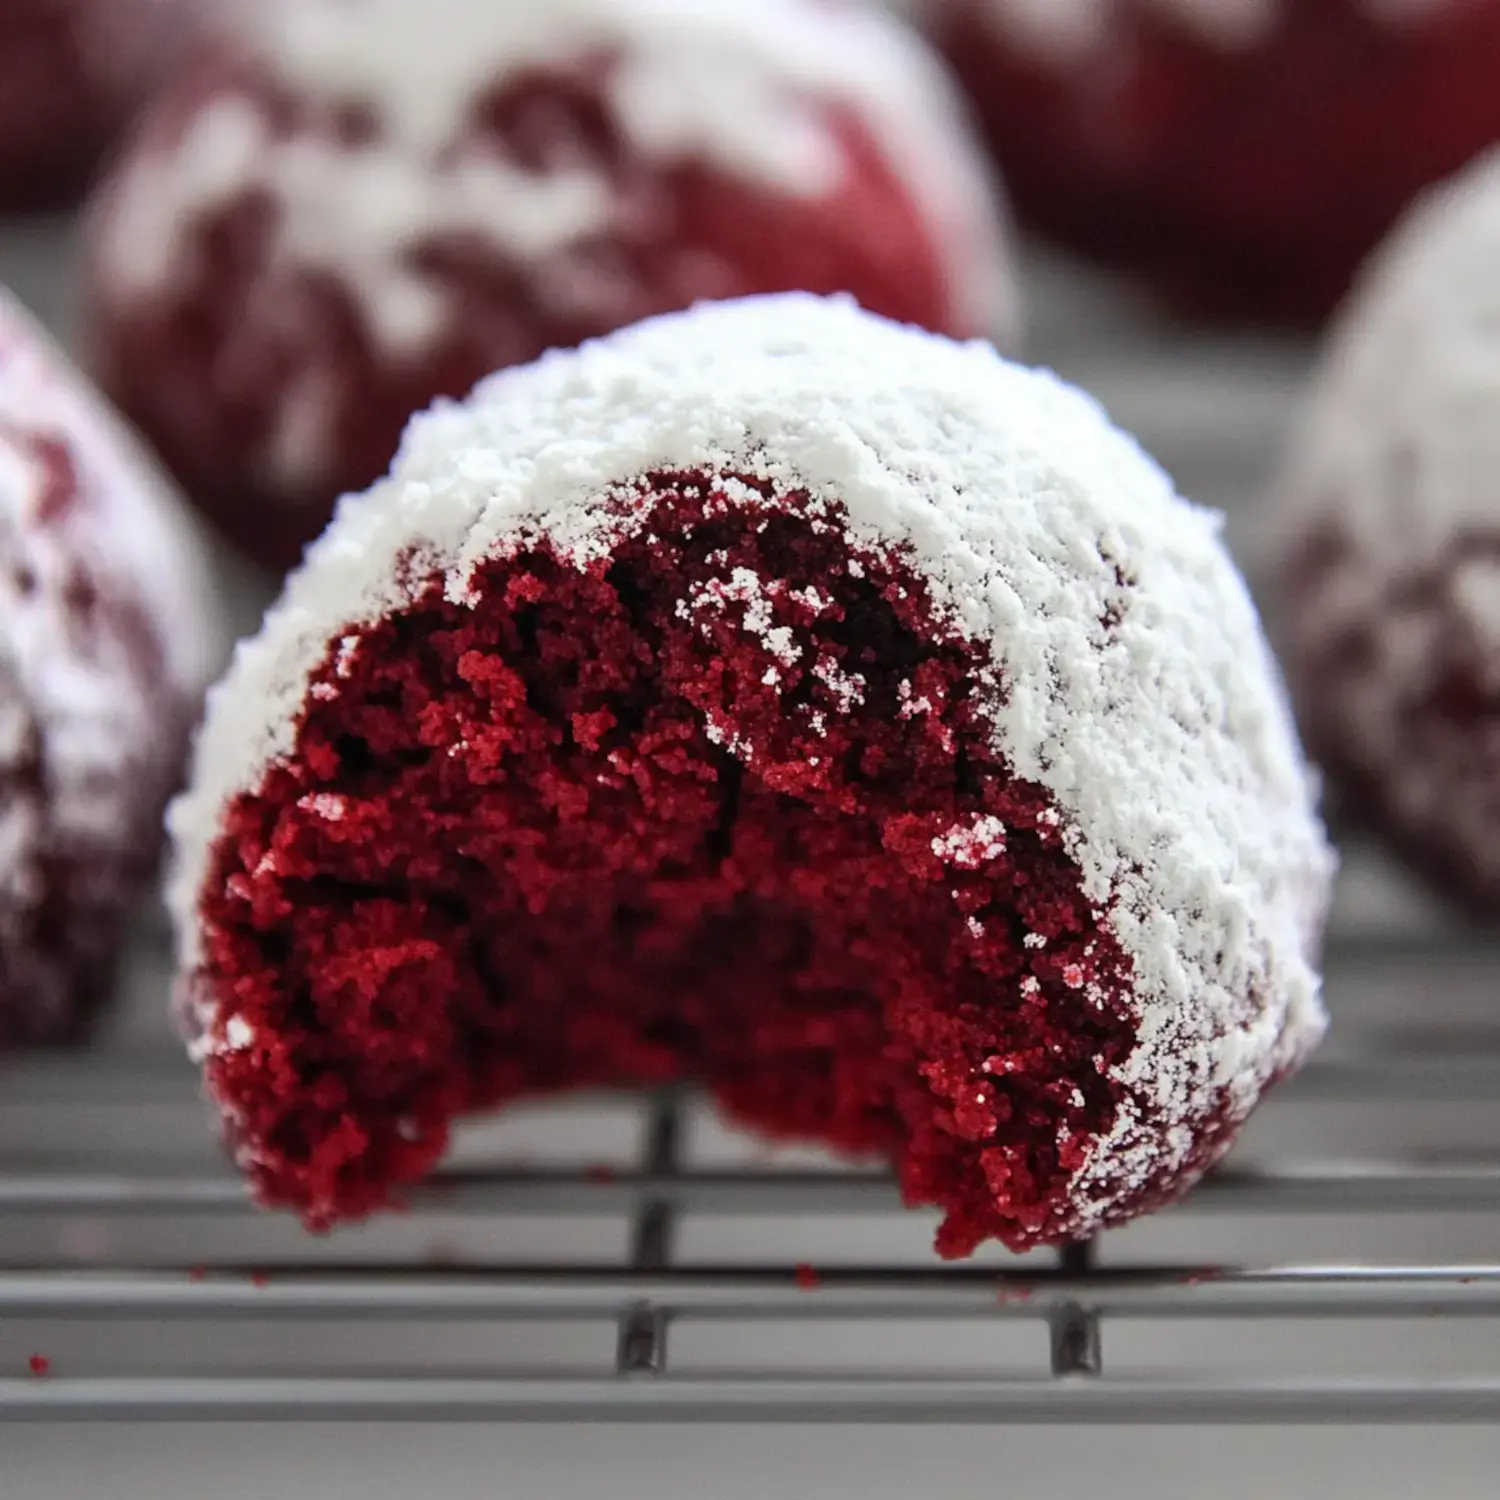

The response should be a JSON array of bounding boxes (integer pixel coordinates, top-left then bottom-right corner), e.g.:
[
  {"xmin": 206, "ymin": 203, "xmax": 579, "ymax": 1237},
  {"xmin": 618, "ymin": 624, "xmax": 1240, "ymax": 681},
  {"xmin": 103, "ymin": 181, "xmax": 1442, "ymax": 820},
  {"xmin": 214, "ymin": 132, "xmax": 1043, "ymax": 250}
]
[
  {"xmin": 795, "ymin": 1263, "xmax": 822, "ymax": 1291},
  {"xmin": 28, "ymin": 1353, "xmax": 51, "ymax": 1377}
]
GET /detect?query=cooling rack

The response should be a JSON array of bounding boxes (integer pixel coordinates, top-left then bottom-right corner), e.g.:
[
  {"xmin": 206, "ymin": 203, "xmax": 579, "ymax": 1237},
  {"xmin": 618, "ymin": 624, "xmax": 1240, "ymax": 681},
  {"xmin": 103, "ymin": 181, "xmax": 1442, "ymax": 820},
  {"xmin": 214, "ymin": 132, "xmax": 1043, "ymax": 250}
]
[
  {"xmin": 3, "ymin": 223, "xmax": 1499, "ymax": 1426},
  {"xmin": 2, "ymin": 924, "xmax": 1500, "ymax": 1424}
]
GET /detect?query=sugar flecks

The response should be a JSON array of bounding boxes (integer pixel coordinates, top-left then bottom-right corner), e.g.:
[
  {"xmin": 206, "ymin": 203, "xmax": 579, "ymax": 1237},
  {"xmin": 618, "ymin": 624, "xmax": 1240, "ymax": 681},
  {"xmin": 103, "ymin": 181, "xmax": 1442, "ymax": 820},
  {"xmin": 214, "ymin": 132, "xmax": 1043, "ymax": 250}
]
[
  {"xmin": 688, "ymin": 569, "xmax": 804, "ymax": 669},
  {"xmin": 932, "ymin": 813, "xmax": 1008, "ymax": 868}
]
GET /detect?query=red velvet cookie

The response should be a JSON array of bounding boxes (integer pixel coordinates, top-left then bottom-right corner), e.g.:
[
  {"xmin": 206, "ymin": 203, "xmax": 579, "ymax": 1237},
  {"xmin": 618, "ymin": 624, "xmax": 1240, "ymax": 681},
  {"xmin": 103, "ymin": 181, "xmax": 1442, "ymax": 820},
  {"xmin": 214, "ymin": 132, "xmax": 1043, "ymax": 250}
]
[
  {"xmin": 170, "ymin": 294, "xmax": 1331, "ymax": 1255},
  {"xmin": 0, "ymin": 0, "xmax": 212, "ymax": 211},
  {"xmin": 1269, "ymin": 147, "xmax": 1500, "ymax": 915},
  {"xmin": 0, "ymin": 285, "xmax": 219, "ymax": 1048},
  {"xmin": 80, "ymin": 0, "xmax": 1014, "ymax": 573},
  {"xmin": 922, "ymin": 0, "xmax": 1500, "ymax": 322}
]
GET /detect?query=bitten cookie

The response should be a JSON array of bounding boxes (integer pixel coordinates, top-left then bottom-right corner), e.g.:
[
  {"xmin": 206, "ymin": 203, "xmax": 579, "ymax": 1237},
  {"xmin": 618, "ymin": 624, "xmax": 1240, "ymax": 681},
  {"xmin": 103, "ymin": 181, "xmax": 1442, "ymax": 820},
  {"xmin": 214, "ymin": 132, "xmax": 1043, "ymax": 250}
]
[{"xmin": 171, "ymin": 294, "xmax": 1331, "ymax": 1255}]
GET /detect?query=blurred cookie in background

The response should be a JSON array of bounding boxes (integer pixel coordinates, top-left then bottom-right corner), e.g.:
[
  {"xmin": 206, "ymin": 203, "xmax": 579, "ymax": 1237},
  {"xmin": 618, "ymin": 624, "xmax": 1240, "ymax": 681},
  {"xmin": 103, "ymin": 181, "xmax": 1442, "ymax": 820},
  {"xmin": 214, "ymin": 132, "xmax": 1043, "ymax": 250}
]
[
  {"xmin": 0, "ymin": 0, "xmax": 225, "ymax": 212},
  {"xmin": 78, "ymin": 0, "xmax": 1016, "ymax": 572},
  {"xmin": 1267, "ymin": 146, "xmax": 1500, "ymax": 917},
  {"xmin": 916, "ymin": 0, "xmax": 1500, "ymax": 324},
  {"xmin": 0, "ymin": 284, "xmax": 223, "ymax": 1050}
]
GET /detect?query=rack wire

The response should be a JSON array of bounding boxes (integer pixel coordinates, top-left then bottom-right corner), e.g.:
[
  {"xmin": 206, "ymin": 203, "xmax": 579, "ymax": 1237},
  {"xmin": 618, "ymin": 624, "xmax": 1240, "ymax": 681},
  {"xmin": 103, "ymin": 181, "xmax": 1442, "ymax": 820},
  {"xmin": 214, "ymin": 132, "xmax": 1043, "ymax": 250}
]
[
  {"xmin": 2, "ymin": 224, "xmax": 1498, "ymax": 1427},
  {"xmin": 2, "ymin": 929, "xmax": 1499, "ymax": 1423}
]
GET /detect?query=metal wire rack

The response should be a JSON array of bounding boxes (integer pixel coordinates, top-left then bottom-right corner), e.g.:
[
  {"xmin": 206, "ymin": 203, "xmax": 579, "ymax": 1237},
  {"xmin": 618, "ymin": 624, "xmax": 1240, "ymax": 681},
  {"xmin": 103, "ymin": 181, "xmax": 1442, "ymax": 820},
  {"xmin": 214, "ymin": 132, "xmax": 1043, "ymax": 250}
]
[
  {"xmin": 3, "ymin": 221, "xmax": 1499, "ymax": 1428},
  {"xmin": 2, "ymin": 927, "xmax": 1500, "ymax": 1423}
]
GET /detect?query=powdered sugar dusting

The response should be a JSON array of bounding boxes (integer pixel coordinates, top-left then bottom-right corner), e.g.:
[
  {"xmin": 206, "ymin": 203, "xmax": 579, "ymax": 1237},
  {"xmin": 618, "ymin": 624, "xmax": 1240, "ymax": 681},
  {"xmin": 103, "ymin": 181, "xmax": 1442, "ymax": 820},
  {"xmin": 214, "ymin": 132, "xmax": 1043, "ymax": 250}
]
[
  {"xmin": 1269, "ymin": 145, "xmax": 1500, "ymax": 864},
  {"xmin": 96, "ymin": 0, "xmax": 1014, "ymax": 352},
  {"xmin": 171, "ymin": 293, "xmax": 1330, "ymax": 1237},
  {"xmin": 1275, "ymin": 147, "xmax": 1500, "ymax": 567},
  {"xmin": 932, "ymin": 814, "xmax": 1008, "ymax": 867},
  {"xmin": 0, "ymin": 288, "xmax": 221, "ymax": 698},
  {"xmin": 102, "ymin": 94, "xmax": 617, "ymax": 358},
  {"xmin": 684, "ymin": 568, "xmax": 804, "ymax": 669},
  {"xmin": 0, "ymin": 285, "xmax": 223, "ymax": 1033}
]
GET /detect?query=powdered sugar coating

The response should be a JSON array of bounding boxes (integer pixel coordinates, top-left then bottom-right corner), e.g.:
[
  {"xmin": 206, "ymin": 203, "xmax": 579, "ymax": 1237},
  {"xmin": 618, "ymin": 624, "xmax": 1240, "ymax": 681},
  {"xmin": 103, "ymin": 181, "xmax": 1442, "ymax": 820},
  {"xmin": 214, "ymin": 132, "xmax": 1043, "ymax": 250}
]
[
  {"xmin": 0, "ymin": 285, "xmax": 222, "ymax": 1035},
  {"xmin": 1269, "ymin": 145, "xmax": 1500, "ymax": 891},
  {"xmin": 0, "ymin": 289, "xmax": 219, "ymax": 698},
  {"xmin": 94, "ymin": 0, "xmax": 1014, "ymax": 350},
  {"xmin": 171, "ymin": 293, "xmax": 1331, "ymax": 1234},
  {"xmin": 1275, "ymin": 146, "xmax": 1500, "ymax": 568}
]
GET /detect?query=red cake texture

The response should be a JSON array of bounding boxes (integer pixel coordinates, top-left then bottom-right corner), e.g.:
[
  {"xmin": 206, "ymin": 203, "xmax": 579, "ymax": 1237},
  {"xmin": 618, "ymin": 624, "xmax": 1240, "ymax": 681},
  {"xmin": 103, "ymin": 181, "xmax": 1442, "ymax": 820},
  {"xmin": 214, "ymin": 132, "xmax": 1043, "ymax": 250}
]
[
  {"xmin": 0, "ymin": 286, "xmax": 219, "ymax": 1048},
  {"xmin": 197, "ymin": 487, "xmax": 1143, "ymax": 1251},
  {"xmin": 921, "ymin": 0, "xmax": 1500, "ymax": 322},
  {"xmin": 79, "ymin": 0, "xmax": 1013, "ymax": 573},
  {"xmin": 1269, "ymin": 148, "xmax": 1500, "ymax": 915},
  {"xmin": 0, "ymin": 0, "xmax": 212, "ymax": 212},
  {"xmin": 170, "ymin": 296, "xmax": 1331, "ymax": 1254}
]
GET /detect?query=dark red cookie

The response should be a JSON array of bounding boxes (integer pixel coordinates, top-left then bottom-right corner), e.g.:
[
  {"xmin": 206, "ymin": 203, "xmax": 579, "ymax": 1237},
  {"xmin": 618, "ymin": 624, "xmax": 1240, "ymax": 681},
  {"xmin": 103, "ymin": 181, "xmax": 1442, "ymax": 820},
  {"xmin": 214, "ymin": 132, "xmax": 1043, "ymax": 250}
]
[
  {"xmin": 170, "ymin": 295, "xmax": 1331, "ymax": 1255},
  {"xmin": 1269, "ymin": 148, "xmax": 1500, "ymax": 914},
  {"xmin": 923, "ymin": 0, "xmax": 1500, "ymax": 322},
  {"xmin": 0, "ymin": 0, "xmax": 212, "ymax": 211},
  {"xmin": 80, "ymin": 0, "xmax": 1014, "ymax": 573},
  {"xmin": 0, "ymin": 285, "xmax": 219, "ymax": 1048}
]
